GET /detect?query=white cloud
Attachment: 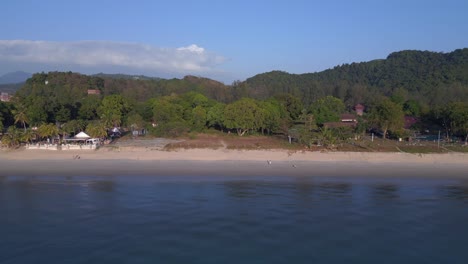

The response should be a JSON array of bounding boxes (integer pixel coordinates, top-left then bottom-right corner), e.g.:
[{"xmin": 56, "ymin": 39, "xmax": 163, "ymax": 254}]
[
  {"xmin": 177, "ymin": 44, "xmax": 205, "ymax": 54},
  {"xmin": 0, "ymin": 40, "xmax": 226, "ymax": 76}
]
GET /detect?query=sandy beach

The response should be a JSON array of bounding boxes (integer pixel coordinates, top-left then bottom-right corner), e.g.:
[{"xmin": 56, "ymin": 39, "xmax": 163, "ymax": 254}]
[{"xmin": 1, "ymin": 147, "xmax": 467, "ymax": 178}]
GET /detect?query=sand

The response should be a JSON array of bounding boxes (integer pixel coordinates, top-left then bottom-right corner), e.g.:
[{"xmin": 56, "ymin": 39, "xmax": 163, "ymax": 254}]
[{"xmin": 1, "ymin": 147, "xmax": 467, "ymax": 178}]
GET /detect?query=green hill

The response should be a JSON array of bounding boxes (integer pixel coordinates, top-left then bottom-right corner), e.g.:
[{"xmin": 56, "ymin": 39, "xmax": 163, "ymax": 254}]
[
  {"xmin": 243, "ymin": 48, "xmax": 468, "ymax": 107},
  {"xmin": 13, "ymin": 48, "xmax": 468, "ymax": 109}
]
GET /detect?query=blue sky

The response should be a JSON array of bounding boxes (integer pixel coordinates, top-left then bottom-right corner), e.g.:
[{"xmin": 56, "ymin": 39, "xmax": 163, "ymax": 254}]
[{"xmin": 1, "ymin": 0, "xmax": 467, "ymax": 83}]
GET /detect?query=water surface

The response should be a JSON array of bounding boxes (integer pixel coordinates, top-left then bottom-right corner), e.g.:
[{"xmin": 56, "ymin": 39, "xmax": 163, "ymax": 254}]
[{"xmin": 1, "ymin": 175, "xmax": 468, "ymax": 263}]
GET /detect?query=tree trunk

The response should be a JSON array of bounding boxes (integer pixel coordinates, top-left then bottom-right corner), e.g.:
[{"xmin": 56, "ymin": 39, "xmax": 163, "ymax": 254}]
[
  {"xmin": 237, "ymin": 128, "xmax": 248, "ymax": 136},
  {"xmin": 382, "ymin": 128, "xmax": 387, "ymax": 139}
]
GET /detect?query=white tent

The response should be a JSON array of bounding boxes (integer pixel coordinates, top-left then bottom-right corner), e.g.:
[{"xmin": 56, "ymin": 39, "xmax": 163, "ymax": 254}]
[{"xmin": 75, "ymin": 132, "xmax": 91, "ymax": 139}]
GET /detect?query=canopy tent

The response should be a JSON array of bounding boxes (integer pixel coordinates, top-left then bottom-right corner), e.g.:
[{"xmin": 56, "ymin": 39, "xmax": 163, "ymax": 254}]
[
  {"xmin": 74, "ymin": 132, "xmax": 91, "ymax": 139},
  {"xmin": 63, "ymin": 131, "xmax": 100, "ymax": 148}
]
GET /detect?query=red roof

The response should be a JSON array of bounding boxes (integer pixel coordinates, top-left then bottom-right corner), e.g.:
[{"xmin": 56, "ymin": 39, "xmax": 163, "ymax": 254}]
[
  {"xmin": 355, "ymin": 104, "xmax": 365, "ymax": 110},
  {"xmin": 404, "ymin": 116, "xmax": 418, "ymax": 129},
  {"xmin": 341, "ymin": 114, "xmax": 357, "ymax": 121}
]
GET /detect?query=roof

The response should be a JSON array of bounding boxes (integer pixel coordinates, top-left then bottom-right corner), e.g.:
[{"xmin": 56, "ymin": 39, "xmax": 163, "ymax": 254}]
[
  {"xmin": 75, "ymin": 131, "xmax": 91, "ymax": 139},
  {"xmin": 341, "ymin": 114, "xmax": 357, "ymax": 120},
  {"xmin": 323, "ymin": 122, "xmax": 356, "ymax": 128},
  {"xmin": 404, "ymin": 116, "xmax": 418, "ymax": 129},
  {"xmin": 355, "ymin": 104, "xmax": 365, "ymax": 110}
]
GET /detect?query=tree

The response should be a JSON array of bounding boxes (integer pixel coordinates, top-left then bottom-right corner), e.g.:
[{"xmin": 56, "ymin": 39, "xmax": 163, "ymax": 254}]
[
  {"xmin": 0, "ymin": 102, "xmax": 14, "ymax": 132},
  {"xmin": 370, "ymin": 97, "xmax": 405, "ymax": 139},
  {"xmin": 188, "ymin": 92, "xmax": 210, "ymax": 108},
  {"xmin": 403, "ymin": 99, "xmax": 422, "ymax": 117},
  {"xmin": 78, "ymin": 96, "xmax": 101, "ymax": 120},
  {"xmin": 207, "ymin": 103, "xmax": 225, "ymax": 130},
  {"xmin": 126, "ymin": 113, "xmax": 146, "ymax": 136},
  {"xmin": 318, "ymin": 127, "xmax": 337, "ymax": 147},
  {"xmin": 25, "ymin": 98, "xmax": 48, "ymax": 126},
  {"xmin": 258, "ymin": 100, "xmax": 283, "ymax": 134},
  {"xmin": 55, "ymin": 106, "xmax": 71, "ymax": 123},
  {"xmin": 152, "ymin": 98, "xmax": 184, "ymax": 124},
  {"xmin": 86, "ymin": 122, "xmax": 108, "ymax": 138},
  {"xmin": 309, "ymin": 96, "xmax": 345, "ymax": 125},
  {"xmin": 98, "ymin": 95, "xmax": 131, "ymax": 127},
  {"xmin": 274, "ymin": 94, "xmax": 303, "ymax": 121},
  {"xmin": 13, "ymin": 104, "xmax": 29, "ymax": 132},
  {"xmin": 37, "ymin": 123, "xmax": 59, "ymax": 142},
  {"xmin": 191, "ymin": 106, "xmax": 207, "ymax": 132},
  {"xmin": 21, "ymin": 128, "xmax": 35, "ymax": 144},
  {"xmin": 62, "ymin": 119, "xmax": 87, "ymax": 136},
  {"xmin": 1, "ymin": 126, "xmax": 22, "ymax": 147},
  {"xmin": 446, "ymin": 102, "xmax": 468, "ymax": 144},
  {"xmin": 224, "ymin": 98, "xmax": 262, "ymax": 136},
  {"xmin": 390, "ymin": 87, "xmax": 408, "ymax": 105}
]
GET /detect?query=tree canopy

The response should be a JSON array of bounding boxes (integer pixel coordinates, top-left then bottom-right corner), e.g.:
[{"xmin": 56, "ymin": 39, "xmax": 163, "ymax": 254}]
[{"xmin": 1, "ymin": 48, "xmax": 468, "ymax": 147}]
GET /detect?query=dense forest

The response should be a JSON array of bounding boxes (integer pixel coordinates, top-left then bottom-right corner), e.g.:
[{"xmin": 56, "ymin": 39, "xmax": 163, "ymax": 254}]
[
  {"xmin": 243, "ymin": 48, "xmax": 468, "ymax": 107},
  {"xmin": 1, "ymin": 48, "xmax": 467, "ymax": 147}
]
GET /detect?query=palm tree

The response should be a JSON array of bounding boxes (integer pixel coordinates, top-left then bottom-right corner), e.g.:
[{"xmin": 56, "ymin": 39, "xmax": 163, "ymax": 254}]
[
  {"xmin": 319, "ymin": 127, "xmax": 337, "ymax": 147},
  {"xmin": 13, "ymin": 105, "xmax": 29, "ymax": 132},
  {"xmin": 1, "ymin": 126, "xmax": 22, "ymax": 148},
  {"xmin": 62, "ymin": 119, "xmax": 87, "ymax": 136},
  {"xmin": 21, "ymin": 128, "xmax": 35, "ymax": 144},
  {"xmin": 37, "ymin": 123, "xmax": 59, "ymax": 143},
  {"xmin": 86, "ymin": 122, "xmax": 108, "ymax": 138}
]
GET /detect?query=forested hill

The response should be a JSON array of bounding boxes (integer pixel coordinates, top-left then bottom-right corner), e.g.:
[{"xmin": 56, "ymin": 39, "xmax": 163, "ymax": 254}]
[
  {"xmin": 11, "ymin": 48, "xmax": 468, "ymax": 109},
  {"xmin": 243, "ymin": 48, "xmax": 468, "ymax": 107},
  {"xmin": 15, "ymin": 72, "xmax": 233, "ymax": 103}
]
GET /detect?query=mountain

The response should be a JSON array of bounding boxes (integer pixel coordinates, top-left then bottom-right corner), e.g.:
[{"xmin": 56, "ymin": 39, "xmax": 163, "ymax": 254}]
[
  {"xmin": 0, "ymin": 71, "xmax": 32, "ymax": 84},
  {"xmin": 12, "ymin": 48, "xmax": 468, "ymax": 108},
  {"xmin": 14, "ymin": 71, "xmax": 234, "ymax": 104},
  {"xmin": 242, "ymin": 48, "xmax": 468, "ymax": 107}
]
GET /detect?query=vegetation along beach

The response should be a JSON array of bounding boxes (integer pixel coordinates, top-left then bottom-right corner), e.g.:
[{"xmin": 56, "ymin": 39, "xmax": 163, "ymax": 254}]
[{"xmin": 1, "ymin": 49, "xmax": 468, "ymax": 177}]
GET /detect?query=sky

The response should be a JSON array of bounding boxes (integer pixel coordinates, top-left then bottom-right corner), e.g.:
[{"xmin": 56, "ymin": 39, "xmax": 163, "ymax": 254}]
[{"xmin": 1, "ymin": 0, "xmax": 467, "ymax": 83}]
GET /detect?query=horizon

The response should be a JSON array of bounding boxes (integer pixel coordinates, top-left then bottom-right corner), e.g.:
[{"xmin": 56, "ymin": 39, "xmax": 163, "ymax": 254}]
[{"xmin": 1, "ymin": 0, "xmax": 468, "ymax": 84}]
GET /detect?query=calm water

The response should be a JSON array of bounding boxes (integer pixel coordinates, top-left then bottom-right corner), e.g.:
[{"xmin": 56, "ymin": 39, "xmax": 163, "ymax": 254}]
[{"xmin": 1, "ymin": 175, "xmax": 468, "ymax": 264}]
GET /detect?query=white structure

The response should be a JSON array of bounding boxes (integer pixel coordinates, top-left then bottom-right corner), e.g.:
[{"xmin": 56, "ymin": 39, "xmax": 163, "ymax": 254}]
[
  {"xmin": 26, "ymin": 143, "xmax": 59, "ymax": 150},
  {"xmin": 63, "ymin": 132, "xmax": 100, "ymax": 150}
]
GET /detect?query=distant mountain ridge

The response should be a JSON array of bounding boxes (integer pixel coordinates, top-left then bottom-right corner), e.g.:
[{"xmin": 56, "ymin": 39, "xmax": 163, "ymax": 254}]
[{"xmin": 0, "ymin": 71, "xmax": 32, "ymax": 84}]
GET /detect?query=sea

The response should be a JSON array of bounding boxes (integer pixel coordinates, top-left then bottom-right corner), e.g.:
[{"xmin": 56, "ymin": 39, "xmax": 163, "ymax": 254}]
[{"xmin": 1, "ymin": 174, "xmax": 468, "ymax": 264}]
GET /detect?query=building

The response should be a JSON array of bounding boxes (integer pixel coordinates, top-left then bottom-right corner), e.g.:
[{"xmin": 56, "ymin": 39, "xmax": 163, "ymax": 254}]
[
  {"xmin": 404, "ymin": 116, "xmax": 418, "ymax": 129},
  {"xmin": 87, "ymin": 89, "xmax": 101, "ymax": 95},
  {"xmin": 340, "ymin": 114, "xmax": 357, "ymax": 123},
  {"xmin": 354, "ymin": 104, "xmax": 365, "ymax": 116},
  {"xmin": 323, "ymin": 114, "xmax": 358, "ymax": 129},
  {"xmin": 0, "ymin": 92, "xmax": 11, "ymax": 102}
]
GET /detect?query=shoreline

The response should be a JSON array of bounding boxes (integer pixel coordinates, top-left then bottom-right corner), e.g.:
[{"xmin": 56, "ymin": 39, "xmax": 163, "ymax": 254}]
[
  {"xmin": 1, "ymin": 147, "xmax": 467, "ymax": 163},
  {"xmin": 1, "ymin": 148, "xmax": 467, "ymax": 178}
]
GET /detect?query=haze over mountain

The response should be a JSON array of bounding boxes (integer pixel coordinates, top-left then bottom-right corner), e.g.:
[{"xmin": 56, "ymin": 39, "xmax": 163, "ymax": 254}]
[{"xmin": 0, "ymin": 71, "xmax": 31, "ymax": 84}]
